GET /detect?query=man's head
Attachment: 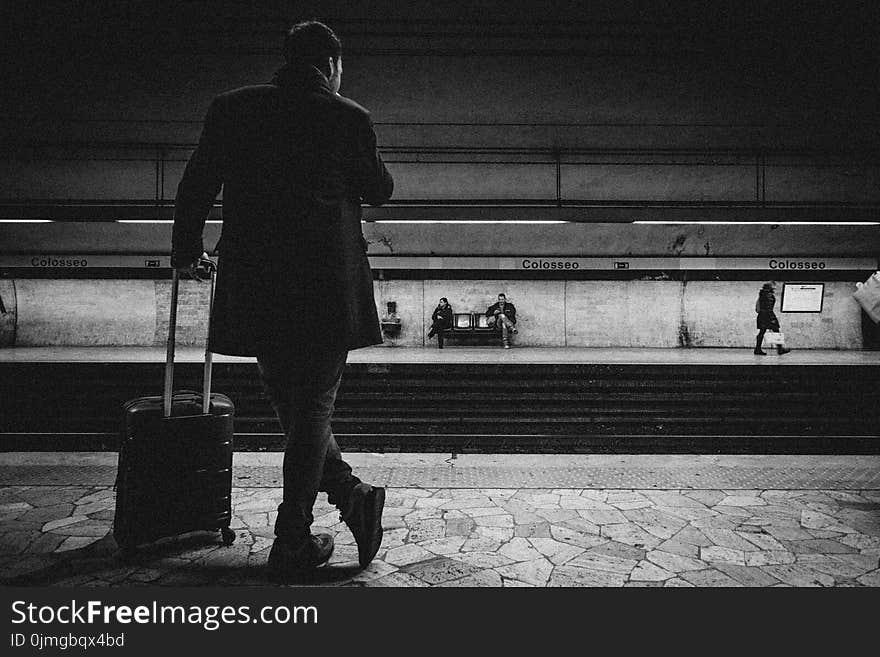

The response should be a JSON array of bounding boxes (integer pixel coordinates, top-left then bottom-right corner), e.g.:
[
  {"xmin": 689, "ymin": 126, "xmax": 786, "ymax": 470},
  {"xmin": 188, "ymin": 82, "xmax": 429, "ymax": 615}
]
[
  {"xmin": 284, "ymin": 20, "xmax": 342, "ymax": 93},
  {"xmin": 497, "ymin": 294, "xmax": 506, "ymax": 303}
]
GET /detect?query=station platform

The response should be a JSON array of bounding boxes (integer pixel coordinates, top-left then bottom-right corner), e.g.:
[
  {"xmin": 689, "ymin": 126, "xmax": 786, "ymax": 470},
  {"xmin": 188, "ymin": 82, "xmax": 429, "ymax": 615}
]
[
  {"xmin": 3, "ymin": 349, "xmax": 880, "ymax": 584},
  {"xmin": 2, "ymin": 345, "xmax": 880, "ymax": 365},
  {"xmin": 1, "ymin": 452, "xmax": 878, "ymax": 587}
]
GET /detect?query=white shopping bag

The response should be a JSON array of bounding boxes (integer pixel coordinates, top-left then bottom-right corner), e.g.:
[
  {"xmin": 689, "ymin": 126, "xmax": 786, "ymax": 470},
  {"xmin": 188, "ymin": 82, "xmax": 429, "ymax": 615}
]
[
  {"xmin": 763, "ymin": 332, "xmax": 785, "ymax": 346},
  {"xmin": 853, "ymin": 272, "xmax": 880, "ymax": 324}
]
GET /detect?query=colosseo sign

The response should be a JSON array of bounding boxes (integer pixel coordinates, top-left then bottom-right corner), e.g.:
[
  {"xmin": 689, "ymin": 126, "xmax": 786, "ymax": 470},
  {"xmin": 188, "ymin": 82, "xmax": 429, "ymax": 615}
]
[
  {"xmin": 768, "ymin": 259, "xmax": 827, "ymax": 270},
  {"xmin": 518, "ymin": 257, "xmax": 870, "ymax": 271},
  {"xmin": 521, "ymin": 258, "xmax": 581, "ymax": 270},
  {"xmin": 0, "ymin": 255, "xmax": 876, "ymax": 271},
  {"xmin": 28, "ymin": 256, "xmax": 91, "ymax": 268},
  {"xmin": 368, "ymin": 256, "xmax": 878, "ymax": 271},
  {"xmin": 1, "ymin": 256, "xmax": 172, "ymax": 268}
]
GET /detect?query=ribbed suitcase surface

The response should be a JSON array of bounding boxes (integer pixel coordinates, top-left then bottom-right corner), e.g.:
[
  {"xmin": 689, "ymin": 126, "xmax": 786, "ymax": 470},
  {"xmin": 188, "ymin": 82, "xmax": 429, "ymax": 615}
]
[
  {"xmin": 112, "ymin": 262, "xmax": 237, "ymax": 555},
  {"xmin": 114, "ymin": 391, "xmax": 235, "ymax": 552}
]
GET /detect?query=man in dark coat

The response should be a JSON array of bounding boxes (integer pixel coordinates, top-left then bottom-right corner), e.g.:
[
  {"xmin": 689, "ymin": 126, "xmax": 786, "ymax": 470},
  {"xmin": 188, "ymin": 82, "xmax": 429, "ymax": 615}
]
[
  {"xmin": 486, "ymin": 293, "xmax": 517, "ymax": 349},
  {"xmin": 172, "ymin": 21, "xmax": 393, "ymax": 576}
]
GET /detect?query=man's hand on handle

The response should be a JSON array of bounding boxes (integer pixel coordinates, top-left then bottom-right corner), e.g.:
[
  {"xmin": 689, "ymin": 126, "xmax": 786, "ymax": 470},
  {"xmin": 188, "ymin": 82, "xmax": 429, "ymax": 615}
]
[{"xmin": 175, "ymin": 252, "xmax": 214, "ymax": 282}]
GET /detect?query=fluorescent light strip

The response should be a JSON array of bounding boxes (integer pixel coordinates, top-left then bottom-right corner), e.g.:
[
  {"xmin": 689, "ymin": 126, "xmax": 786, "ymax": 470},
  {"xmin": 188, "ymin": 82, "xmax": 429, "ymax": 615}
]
[
  {"xmin": 633, "ymin": 221, "xmax": 880, "ymax": 226},
  {"xmin": 4, "ymin": 219, "xmax": 871, "ymax": 226},
  {"xmin": 373, "ymin": 220, "xmax": 570, "ymax": 224},
  {"xmin": 123, "ymin": 219, "xmax": 570, "ymax": 224},
  {"xmin": 116, "ymin": 220, "xmax": 223, "ymax": 224}
]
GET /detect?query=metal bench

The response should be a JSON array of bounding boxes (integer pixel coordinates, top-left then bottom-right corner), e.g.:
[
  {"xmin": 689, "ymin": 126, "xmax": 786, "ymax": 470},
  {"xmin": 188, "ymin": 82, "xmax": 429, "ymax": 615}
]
[{"xmin": 436, "ymin": 312, "xmax": 506, "ymax": 348}]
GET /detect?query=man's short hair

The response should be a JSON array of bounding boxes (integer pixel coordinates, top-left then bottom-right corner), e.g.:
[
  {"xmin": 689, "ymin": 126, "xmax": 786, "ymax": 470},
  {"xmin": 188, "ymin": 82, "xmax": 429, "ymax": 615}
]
[
  {"xmin": 498, "ymin": 293, "xmax": 506, "ymax": 299},
  {"xmin": 284, "ymin": 20, "xmax": 341, "ymax": 68}
]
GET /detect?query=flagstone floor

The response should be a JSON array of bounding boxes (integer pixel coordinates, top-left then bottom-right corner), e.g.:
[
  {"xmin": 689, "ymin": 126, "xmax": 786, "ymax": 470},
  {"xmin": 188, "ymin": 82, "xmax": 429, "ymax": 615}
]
[{"xmin": 2, "ymin": 454, "xmax": 879, "ymax": 587}]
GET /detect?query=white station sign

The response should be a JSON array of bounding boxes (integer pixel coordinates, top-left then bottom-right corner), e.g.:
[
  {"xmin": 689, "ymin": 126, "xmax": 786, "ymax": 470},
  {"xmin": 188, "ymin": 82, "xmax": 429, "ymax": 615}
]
[
  {"xmin": 0, "ymin": 255, "xmax": 876, "ymax": 271},
  {"xmin": 368, "ymin": 256, "xmax": 877, "ymax": 271},
  {"xmin": 781, "ymin": 284, "xmax": 825, "ymax": 312}
]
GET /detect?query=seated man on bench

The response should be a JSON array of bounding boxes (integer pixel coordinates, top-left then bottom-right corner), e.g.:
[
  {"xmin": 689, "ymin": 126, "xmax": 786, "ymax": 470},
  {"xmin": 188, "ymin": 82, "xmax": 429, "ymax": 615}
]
[{"xmin": 486, "ymin": 293, "xmax": 517, "ymax": 349}]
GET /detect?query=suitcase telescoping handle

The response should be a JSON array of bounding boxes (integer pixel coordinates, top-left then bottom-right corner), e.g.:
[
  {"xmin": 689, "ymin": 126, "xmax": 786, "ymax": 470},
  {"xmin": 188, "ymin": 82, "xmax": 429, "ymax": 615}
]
[{"xmin": 163, "ymin": 259, "xmax": 217, "ymax": 417}]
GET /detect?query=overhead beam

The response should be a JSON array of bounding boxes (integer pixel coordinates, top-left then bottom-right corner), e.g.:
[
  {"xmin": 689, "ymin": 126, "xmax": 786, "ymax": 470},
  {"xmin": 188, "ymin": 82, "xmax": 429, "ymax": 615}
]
[{"xmin": 0, "ymin": 201, "xmax": 878, "ymax": 223}]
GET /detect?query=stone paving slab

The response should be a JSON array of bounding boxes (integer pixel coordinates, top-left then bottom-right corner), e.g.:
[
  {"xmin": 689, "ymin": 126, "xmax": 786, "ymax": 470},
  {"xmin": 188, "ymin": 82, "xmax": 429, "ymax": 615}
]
[
  {"xmin": 1, "ymin": 482, "xmax": 878, "ymax": 588},
  {"xmin": 2, "ymin": 454, "xmax": 878, "ymax": 587}
]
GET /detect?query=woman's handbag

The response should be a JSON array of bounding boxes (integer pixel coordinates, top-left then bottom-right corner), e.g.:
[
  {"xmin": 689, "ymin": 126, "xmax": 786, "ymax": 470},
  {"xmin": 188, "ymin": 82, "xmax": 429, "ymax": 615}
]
[
  {"xmin": 853, "ymin": 272, "xmax": 880, "ymax": 324},
  {"xmin": 763, "ymin": 331, "xmax": 785, "ymax": 346}
]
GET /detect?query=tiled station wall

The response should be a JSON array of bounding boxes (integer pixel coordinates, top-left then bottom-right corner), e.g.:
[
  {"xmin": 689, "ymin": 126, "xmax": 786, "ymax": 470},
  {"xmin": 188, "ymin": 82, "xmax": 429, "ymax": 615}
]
[
  {"xmin": 0, "ymin": 222, "xmax": 876, "ymax": 349},
  {"xmin": 377, "ymin": 280, "xmax": 864, "ymax": 349},
  {"xmin": 0, "ymin": 278, "xmax": 866, "ymax": 350}
]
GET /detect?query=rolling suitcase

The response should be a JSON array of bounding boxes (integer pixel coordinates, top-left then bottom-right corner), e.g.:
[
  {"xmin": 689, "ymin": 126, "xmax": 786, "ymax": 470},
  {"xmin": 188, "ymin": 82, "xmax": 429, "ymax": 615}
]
[{"xmin": 113, "ymin": 261, "xmax": 235, "ymax": 557}]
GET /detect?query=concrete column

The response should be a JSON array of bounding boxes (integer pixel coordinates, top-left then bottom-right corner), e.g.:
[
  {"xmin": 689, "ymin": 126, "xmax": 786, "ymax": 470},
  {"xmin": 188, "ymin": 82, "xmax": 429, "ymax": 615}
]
[{"xmin": 0, "ymin": 280, "xmax": 16, "ymax": 347}]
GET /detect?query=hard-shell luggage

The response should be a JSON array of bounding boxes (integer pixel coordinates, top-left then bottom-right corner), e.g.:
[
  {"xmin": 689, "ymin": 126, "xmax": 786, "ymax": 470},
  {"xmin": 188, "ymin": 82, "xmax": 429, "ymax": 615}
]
[{"xmin": 113, "ymin": 262, "xmax": 235, "ymax": 556}]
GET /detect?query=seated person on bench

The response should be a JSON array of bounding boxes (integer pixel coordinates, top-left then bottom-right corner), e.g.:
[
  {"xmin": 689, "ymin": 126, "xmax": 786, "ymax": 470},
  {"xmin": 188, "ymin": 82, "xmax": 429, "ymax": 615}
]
[
  {"xmin": 486, "ymin": 293, "xmax": 517, "ymax": 348},
  {"xmin": 427, "ymin": 297, "xmax": 453, "ymax": 343}
]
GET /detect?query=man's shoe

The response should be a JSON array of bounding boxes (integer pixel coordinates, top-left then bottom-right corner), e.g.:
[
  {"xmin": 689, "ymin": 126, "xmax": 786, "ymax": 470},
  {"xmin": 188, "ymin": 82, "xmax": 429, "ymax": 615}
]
[
  {"xmin": 342, "ymin": 483, "xmax": 385, "ymax": 568},
  {"xmin": 753, "ymin": 349, "xmax": 766, "ymax": 355},
  {"xmin": 777, "ymin": 347, "xmax": 792, "ymax": 355},
  {"xmin": 267, "ymin": 534, "xmax": 334, "ymax": 576}
]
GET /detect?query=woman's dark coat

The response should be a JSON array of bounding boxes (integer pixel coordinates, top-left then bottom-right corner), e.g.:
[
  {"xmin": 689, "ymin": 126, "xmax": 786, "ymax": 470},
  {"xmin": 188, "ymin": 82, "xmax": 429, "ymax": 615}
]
[
  {"xmin": 431, "ymin": 305, "xmax": 454, "ymax": 328},
  {"xmin": 756, "ymin": 289, "xmax": 780, "ymax": 331},
  {"xmin": 172, "ymin": 65, "xmax": 393, "ymax": 356}
]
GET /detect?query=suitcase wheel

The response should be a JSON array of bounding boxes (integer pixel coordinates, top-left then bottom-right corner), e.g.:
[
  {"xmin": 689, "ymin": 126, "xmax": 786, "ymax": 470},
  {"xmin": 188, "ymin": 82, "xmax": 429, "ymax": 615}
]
[{"xmin": 221, "ymin": 527, "xmax": 236, "ymax": 545}]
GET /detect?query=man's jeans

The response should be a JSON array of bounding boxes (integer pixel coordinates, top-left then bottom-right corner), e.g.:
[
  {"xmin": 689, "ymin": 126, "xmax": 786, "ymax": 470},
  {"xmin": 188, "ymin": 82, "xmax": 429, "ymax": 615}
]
[
  {"xmin": 256, "ymin": 346, "xmax": 360, "ymax": 546},
  {"xmin": 488, "ymin": 314, "xmax": 515, "ymax": 341}
]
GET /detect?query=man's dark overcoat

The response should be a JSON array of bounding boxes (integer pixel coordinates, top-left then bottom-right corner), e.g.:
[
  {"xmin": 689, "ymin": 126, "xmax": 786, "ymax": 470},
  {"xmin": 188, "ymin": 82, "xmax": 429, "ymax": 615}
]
[
  {"xmin": 172, "ymin": 65, "xmax": 393, "ymax": 356},
  {"xmin": 486, "ymin": 301, "xmax": 517, "ymax": 325}
]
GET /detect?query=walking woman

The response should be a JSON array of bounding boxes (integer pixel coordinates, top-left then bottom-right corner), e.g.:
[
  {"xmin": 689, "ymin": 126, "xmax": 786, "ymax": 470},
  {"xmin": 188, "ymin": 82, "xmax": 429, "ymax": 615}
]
[
  {"xmin": 427, "ymin": 297, "xmax": 453, "ymax": 346},
  {"xmin": 754, "ymin": 283, "xmax": 791, "ymax": 355}
]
